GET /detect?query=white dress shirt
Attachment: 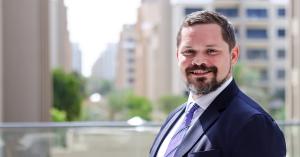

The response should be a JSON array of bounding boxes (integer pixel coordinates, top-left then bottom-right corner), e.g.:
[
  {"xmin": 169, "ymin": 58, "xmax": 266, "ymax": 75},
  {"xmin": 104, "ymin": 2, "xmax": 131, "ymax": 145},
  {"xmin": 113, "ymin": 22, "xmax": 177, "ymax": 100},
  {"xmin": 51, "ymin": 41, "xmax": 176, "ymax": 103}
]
[{"xmin": 156, "ymin": 77, "xmax": 233, "ymax": 157}]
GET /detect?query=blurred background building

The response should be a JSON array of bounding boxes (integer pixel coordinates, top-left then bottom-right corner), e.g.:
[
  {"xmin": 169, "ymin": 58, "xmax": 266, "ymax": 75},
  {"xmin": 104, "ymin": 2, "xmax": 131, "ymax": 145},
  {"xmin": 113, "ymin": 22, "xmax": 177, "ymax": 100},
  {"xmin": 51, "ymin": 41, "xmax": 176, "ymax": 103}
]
[
  {"xmin": 91, "ymin": 44, "xmax": 117, "ymax": 81},
  {"xmin": 49, "ymin": 0, "xmax": 72, "ymax": 72},
  {"xmin": 0, "ymin": 0, "xmax": 82, "ymax": 122},
  {"xmin": 0, "ymin": 0, "xmax": 51, "ymax": 122},
  {"xmin": 134, "ymin": 0, "xmax": 172, "ymax": 101},
  {"xmin": 286, "ymin": 0, "xmax": 300, "ymax": 155},
  {"xmin": 71, "ymin": 42, "xmax": 82, "ymax": 74},
  {"xmin": 287, "ymin": 0, "xmax": 300, "ymax": 120},
  {"xmin": 116, "ymin": 24, "xmax": 137, "ymax": 90}
]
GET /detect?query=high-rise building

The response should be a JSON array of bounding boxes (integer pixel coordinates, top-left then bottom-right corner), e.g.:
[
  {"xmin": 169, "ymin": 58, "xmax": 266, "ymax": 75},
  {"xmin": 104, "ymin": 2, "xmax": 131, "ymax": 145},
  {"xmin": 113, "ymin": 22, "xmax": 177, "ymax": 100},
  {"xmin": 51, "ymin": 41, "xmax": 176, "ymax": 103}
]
[
  {"xmin": 287, "ymin": 0, "xmax": 300, "ymax": 154},
  {"xmin": 71, "ymin": 43, "xmax": 82, "ymax": 74},
  {"xmin": 287, "ymin": 0, "xmax": 300, "ymax": 120},
  {"xmin": 49, "ymin": 0, "xmax": 72, "ymax": 72},
  {"xmin": 135, "ymin": 0, "xmax": 172, "ymax": 101},
  {"xmin": 171, "ymin": 0, "xmax": 288, "ymax": 102},
  {"xmin": 116, "ymin": 25, "xmax": 137, "ymax": 90},
  {"xmin": 91, "ymin": 44, "xmax": 117, "ymax": 81},
  {"xmin": 0, "ymin": 0, "xmax": 51, "ymax": 122}
]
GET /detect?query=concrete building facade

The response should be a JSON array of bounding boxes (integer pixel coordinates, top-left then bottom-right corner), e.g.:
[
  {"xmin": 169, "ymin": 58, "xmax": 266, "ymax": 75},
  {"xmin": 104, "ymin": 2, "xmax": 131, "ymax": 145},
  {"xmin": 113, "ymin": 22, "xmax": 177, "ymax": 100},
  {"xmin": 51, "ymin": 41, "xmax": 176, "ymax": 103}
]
[
  {"xmin": 116, "ymin": 25, "xmax": 137, "ymax": 90},
  {"xmin": 0, "ymin": 0, "xmax": 51, "ymax": 122},
  {"xmin": 91, "ymin": 44, "xmax": 117, "ymax": 81},
  {"xmin": 286, "ymin": 0, "xmax": 300, "ymax": 154},
  {"xmin": 134, "ymin": 0, "xmax": 172, "ymax": 101},
  {"xmin": 287, "ymin": 0, "xmax": 300, "ymax": 120},
  {"xmin": 71, "ymin": 43, "xmax": 82, "ymax": 74},
  {"xmin": 49, "ymin": 0, "xmax": 72, "ymax": 72}
]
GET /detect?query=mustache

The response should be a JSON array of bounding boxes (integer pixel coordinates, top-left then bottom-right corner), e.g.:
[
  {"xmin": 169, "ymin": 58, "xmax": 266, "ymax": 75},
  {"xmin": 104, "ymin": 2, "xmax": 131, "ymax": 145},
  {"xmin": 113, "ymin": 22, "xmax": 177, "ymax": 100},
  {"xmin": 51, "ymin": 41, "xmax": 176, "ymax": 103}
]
[{"xmin": 186, "ymin": 64, "xmax": 218, "ymax": 74}]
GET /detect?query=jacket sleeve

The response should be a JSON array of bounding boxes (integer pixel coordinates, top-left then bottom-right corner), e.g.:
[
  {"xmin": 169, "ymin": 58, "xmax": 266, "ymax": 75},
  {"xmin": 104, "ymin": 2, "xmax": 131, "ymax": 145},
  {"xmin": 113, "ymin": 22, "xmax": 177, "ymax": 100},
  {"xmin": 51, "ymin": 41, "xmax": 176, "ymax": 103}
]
[{"xmin": 231, "ymin": 114, "xmax": 286, "ymax": 157}]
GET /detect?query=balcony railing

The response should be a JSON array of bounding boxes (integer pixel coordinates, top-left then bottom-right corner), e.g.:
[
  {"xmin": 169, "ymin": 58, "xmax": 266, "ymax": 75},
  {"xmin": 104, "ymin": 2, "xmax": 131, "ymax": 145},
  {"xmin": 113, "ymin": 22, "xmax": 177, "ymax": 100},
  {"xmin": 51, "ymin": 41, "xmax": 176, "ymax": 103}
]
[{"xmin": 0, "ymin": 121, "xmax": 297, "ymax": 157}]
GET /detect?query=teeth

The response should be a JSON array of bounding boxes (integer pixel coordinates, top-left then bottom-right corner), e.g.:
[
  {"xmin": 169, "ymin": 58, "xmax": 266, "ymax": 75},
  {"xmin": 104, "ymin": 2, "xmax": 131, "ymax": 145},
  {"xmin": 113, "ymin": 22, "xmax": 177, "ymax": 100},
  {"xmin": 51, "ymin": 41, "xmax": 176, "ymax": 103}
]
[{"xmin": 192, "ymin": 70, "xmax": 209, "ymax": 74}]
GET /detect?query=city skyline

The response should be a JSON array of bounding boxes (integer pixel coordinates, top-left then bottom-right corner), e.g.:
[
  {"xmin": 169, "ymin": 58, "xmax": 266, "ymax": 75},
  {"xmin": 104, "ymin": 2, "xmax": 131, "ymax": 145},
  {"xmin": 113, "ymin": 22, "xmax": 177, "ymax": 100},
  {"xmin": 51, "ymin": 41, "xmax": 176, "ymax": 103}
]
[{"xmin": 65, "ymin": 0, "xmax": 140, "ymax": 77}]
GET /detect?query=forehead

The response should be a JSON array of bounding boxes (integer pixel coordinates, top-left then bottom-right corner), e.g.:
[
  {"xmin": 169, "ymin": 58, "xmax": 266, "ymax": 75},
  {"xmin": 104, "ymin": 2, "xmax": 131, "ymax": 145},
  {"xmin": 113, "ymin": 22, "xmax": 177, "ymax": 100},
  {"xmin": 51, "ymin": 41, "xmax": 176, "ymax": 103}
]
[
  {"xmin": 179, "ymin": 24, "xmax": 229, "ymax": 48},
  {"xmin": 181, "ymin": 24, "xmax": 223, "ymax": 39}
]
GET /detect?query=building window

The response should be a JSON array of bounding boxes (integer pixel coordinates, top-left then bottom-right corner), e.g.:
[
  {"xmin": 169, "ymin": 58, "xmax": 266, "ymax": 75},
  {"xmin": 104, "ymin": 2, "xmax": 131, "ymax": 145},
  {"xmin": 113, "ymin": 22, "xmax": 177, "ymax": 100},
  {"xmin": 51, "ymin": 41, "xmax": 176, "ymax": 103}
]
[
  {"xmin": 246, "ymin": 8, "xmax": 268, "ymax": 18},
  {"xmin": 185, "ymin": 8, "xmax": 203, "ymax": 15},
  {"xmin": 215, "ymin": 8, "xmax": 238, "ymax": 17},
  {"xmin": 235, "ymin": 27, "xmax": 239, "ymax": 38},
  {"xmin": 126, "ymin": 37, "xmax": 135, "ymax": 43},
  {"xmin": 128, "ymin": 78, "xmax": 135, "ymax": 83},
  {"xmin": 277, "ymin": 29, "xmax": 286, "ymax": 38},
  {"xmin": 128, "ymin": 58, "xmax": 135, "ymax": 63},
  {"xmin": 128, "ymin": 68, "xmax": 135, "ymax": 73},
  {"xmin": 127, "ymin": 48, "xmax": 135, "ymax": 54},
  {"xmin": 277, "ymin": 8, "xmax": 286, "ymax": 17},
  {"xmin": 246, "ymin": 49, "xmax": 268, "ymax": 60},
  {"xmin": 260, "ymin": 69, "xmax": 268, "ymax": 81},
  {"xmin": 277, "ymin": 69, "xmax": 285, "ymax": 80},
  {"xmin": 275, "ymin": 88, "xmax": 285, "ymax": 100},
  {"xmin": 246, "ymin": 28, "xmax": 268, "ymax": 39},
  {"xmin": 277, "ymin": 49, "xmax": 285, "ymax": 59}
]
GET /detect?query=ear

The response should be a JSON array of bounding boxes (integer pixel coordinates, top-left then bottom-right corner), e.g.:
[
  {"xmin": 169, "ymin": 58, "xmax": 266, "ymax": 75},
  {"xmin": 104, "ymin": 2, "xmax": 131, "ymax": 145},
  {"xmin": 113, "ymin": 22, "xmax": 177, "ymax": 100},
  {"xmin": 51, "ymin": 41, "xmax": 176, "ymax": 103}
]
[
  {"xmin": 231, "ymin": 45, "xmax": 239, "ymax": 65},
  {"xmin": 176, "ymin": 49, "xmax": 179, "ymax": 61}
]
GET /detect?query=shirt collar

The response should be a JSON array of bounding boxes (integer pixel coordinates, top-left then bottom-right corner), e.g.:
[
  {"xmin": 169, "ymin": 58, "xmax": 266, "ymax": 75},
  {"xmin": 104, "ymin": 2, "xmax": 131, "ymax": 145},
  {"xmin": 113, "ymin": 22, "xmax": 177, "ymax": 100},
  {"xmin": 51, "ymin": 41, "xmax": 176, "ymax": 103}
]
[{"xmin": 186, "ymin": 77, "xmax": 233, "ymax": 112}]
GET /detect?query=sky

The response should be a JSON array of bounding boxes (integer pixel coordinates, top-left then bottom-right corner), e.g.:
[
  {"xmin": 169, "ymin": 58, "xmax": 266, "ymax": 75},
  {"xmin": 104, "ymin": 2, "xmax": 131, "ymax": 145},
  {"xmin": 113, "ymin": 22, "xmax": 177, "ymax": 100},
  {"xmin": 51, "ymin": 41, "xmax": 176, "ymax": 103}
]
[{"xmin": 64, "ymin": 0, "xmax": 141, "ymax": 77}]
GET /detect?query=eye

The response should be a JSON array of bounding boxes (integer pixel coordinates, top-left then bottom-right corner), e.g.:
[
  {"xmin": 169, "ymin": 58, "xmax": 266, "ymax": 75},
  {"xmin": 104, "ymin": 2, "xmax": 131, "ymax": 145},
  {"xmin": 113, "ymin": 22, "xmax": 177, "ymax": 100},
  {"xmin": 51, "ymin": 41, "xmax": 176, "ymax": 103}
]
[
  {"xmin": 181, "ymin": 49, "xmax": 195, "ymax": 56},
  {"xmin": 207, "ymin": 49, "xmax": 218, "ymax": 55}
]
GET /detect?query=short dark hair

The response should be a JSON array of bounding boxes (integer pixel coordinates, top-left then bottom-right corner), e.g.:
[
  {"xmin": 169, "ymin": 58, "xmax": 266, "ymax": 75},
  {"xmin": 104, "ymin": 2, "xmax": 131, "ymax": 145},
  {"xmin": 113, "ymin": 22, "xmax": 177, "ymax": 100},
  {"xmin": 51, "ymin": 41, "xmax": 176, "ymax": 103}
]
[{"xmin": 176, "ymin": 10, "xmax": 236, "ymax": 51}]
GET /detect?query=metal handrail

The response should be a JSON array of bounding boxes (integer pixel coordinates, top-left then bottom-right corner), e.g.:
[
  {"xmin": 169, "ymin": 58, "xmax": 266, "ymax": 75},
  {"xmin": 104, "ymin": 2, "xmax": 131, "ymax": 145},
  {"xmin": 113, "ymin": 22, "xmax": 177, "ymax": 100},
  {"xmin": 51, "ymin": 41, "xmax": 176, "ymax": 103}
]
[
  {"xmin": 0, "ymin": 120, "xmax": 296, "ymax": 128},
  {"xmin": 0, "ymin": 121, "xmax": 162, "ymax": 128},
  {"xmin": 277, "ymin": 120, "xmax": 300, "ymax": 126}
]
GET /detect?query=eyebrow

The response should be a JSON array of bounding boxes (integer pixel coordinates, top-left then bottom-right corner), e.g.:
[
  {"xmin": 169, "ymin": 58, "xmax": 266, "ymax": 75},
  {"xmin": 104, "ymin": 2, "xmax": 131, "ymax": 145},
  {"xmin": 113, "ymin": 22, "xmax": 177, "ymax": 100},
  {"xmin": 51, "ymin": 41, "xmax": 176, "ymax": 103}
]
[
  {"xmin": 182, "ymin": 46, "xmax": 193, "ymax": 49},
  {"xmin": 181, "ymin": 44, "xmax": 220, "ymax": 49},
  {"xmin": 206, "ymin": 44, "xmax": 218, "ymax": 47}
]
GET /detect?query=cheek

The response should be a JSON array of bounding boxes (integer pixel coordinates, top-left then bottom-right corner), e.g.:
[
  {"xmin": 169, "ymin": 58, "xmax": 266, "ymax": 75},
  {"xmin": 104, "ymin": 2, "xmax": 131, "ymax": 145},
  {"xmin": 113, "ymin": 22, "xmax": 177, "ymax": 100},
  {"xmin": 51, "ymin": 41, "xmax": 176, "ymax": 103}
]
[
  {"xmin": 217, "ymin": 60, "xmax": 231, "ymax": 75},
  {"xmin": 179, "ymin": 62, "xmax": 187, "ymax": 74},
  {"xmin": 178, "ymin": 57, "xmax": 190, "ymax": 68}
]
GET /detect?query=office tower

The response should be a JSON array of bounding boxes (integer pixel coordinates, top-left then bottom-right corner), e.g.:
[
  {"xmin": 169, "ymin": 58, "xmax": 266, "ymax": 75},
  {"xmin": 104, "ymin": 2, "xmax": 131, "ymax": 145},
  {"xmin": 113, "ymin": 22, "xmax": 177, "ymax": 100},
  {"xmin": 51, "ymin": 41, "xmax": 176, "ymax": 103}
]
[{"xmin": 116, "ymin": 25, "xmax": 137, "ymax": 89}]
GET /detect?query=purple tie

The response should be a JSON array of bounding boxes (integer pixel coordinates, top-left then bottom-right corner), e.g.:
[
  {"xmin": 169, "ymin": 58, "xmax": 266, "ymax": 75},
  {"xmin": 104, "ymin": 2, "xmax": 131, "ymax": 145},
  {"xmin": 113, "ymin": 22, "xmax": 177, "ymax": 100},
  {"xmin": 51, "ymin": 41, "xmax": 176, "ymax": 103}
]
[{"xmin": 164, "ymin": 103, "xmax": 200, "ymax": 157}]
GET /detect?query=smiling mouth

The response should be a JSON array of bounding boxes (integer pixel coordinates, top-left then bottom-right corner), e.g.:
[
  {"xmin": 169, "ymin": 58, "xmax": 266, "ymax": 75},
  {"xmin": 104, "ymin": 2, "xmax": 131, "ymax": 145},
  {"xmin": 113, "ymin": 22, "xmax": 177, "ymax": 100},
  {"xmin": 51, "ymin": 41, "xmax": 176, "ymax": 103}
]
[
  {"xmin": 190, "ymin": 70, "xmax": 212, "ymax": 75},
  {"xmin": 186, "ymin": 64, "xmax": 218, "ymax": 77}
]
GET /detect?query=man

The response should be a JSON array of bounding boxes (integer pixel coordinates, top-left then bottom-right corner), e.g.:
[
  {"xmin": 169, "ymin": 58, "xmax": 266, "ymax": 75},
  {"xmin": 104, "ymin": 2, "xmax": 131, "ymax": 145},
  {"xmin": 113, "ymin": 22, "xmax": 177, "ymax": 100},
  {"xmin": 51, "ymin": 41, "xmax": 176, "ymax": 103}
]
[{"xmin": 150, "ymin": 10, "xmax": 286, "ymax": 157}]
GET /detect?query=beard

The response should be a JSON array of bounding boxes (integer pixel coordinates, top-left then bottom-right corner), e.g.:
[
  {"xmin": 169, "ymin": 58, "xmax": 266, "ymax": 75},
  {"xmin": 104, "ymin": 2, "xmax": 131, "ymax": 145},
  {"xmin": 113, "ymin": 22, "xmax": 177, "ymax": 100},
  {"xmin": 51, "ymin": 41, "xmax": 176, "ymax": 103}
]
[{"xmin": 185, "ymin": 63, "xmax": 230, "ymax": 95}]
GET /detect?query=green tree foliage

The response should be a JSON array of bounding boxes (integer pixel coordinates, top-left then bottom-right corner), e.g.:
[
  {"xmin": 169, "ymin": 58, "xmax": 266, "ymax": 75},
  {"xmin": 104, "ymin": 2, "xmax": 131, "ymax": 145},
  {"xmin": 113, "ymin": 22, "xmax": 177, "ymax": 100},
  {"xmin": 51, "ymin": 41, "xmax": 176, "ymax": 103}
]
[
  {"xmin": 270, "ymin": 106, "xmax": 285, "ymax": 120},
  {"xmin": 72, "ymin": 72, "xmax": 87, "ymax": 98},
  {"xmin": 50, "ymin": 108, "xmax": 66, "ymax": 122},
  {"xmin": 233, "ymin": 63, "xmax": 270, "ymax": 107},
  {"xmin": 158, "ymin": 95, "xmax": 186, "ymax": 114},
  {"xmin": 107, "ymin": 90, "xmax": 128, "ymax": 120},
  {"xmin": 233, "ymin": 62, "xmax": 259, "ymax": 86},
  {"xmin": 86, "ymin": 77, "xmax": 114, "ymax": 96},
  {"xmin": 107, "ymin": 90, "xmax": 152, "ymax": 120},
  {"xmin": 52, "ymin": 69, "xmax": 84, "ymax": 121},
  {"xmin": 125, "ymin": 94, "xmax": 152, "ymax": 120}
]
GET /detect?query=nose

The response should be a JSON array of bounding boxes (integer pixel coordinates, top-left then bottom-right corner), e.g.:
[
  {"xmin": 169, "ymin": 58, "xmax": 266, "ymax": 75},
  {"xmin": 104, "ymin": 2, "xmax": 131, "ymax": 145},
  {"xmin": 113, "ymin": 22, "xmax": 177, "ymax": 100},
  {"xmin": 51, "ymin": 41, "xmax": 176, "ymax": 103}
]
[{"xmin": 191, "ymin": 54, "xmax": 207, "ymax": 66}]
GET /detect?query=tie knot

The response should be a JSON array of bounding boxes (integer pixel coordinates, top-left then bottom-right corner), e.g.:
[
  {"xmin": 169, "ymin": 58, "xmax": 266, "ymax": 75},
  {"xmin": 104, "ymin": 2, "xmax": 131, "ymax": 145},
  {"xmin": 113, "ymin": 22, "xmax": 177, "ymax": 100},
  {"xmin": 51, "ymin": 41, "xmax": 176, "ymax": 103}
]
[{"xmin": 185, "ymin": 103, "xmax": 200, "ymax": 126}]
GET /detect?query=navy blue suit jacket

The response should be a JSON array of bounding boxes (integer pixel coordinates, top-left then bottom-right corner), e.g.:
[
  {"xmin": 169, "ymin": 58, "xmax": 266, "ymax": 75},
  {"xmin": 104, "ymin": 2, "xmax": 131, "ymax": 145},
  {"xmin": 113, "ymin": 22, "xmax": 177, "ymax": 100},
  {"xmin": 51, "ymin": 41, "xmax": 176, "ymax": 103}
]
[{"xmin": 150, "ymin": 80, "xmax": 286, "ymax": 157}]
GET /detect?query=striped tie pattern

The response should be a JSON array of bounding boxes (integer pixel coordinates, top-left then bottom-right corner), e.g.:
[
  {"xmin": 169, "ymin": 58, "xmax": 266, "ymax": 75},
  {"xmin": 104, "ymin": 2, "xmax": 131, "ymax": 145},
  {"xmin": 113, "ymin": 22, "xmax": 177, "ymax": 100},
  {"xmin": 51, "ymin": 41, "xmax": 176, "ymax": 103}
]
[{"xmin": 164, "ymin": 103, "xmax": 200, "ymax": 157}]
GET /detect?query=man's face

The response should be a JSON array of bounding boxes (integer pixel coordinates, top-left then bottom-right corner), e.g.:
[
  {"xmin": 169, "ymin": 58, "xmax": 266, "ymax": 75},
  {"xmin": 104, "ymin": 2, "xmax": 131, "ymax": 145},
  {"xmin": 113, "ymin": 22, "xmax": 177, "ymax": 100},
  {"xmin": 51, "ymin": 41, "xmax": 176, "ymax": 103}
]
[{"xmin": 177, "ymin": 24, "xmax": 239, "ymax": 98}]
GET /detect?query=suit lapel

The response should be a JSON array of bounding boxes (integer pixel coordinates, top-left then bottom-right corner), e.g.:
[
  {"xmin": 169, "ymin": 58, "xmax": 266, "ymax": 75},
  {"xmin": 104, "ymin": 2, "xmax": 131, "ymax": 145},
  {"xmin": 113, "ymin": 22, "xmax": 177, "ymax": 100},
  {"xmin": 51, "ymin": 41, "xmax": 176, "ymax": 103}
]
[
  {"xmin": 175, "ymin": 80, "xmax": 239, "ymax": 157},
  {"xmin": 150, "ymin": 104, "xmax": 185, "ymax": 157},
  {"xmin": 175, "ymin": 107, "xmax": 220, "ymax": 157}
]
